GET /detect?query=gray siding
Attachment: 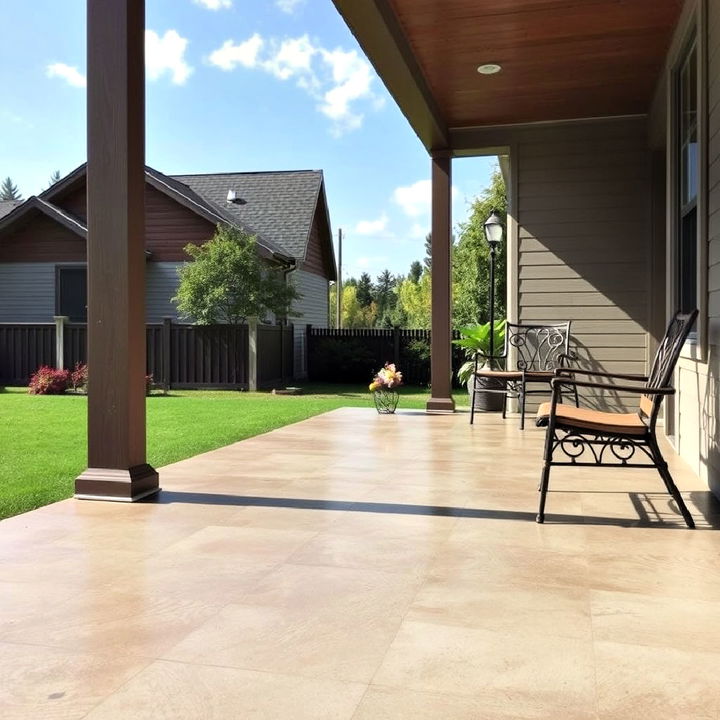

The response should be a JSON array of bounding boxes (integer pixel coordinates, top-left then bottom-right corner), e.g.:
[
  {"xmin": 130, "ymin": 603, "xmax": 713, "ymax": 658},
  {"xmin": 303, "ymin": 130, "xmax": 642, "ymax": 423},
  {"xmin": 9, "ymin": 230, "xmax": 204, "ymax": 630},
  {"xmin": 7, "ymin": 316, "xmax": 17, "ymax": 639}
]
[
  {"xmin": 514, "ymin": 118, "xmax": 653, "ymax": 412},
  {"xmin": 291, "ymin": 268, "xmax": 329, "ymax": 378},
  {"xmin": 146, "ymin": 262, "xmax": 181, "ymax": 323},
  {"xmin": 0, "ymin": 263, "xmax": 56, "ymax": 322}
]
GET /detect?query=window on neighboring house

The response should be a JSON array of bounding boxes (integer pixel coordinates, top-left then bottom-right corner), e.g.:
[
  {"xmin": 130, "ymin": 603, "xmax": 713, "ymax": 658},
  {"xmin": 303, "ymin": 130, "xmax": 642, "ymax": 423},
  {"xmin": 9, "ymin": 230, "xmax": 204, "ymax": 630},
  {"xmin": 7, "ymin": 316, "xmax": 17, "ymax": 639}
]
[
  {"xmin": 56, "ymin": 266, "xmax": 87, "ymax": 322},
  {"xmin": 676, "ymin": 37, "xmax": 698, "ymax": 317}
]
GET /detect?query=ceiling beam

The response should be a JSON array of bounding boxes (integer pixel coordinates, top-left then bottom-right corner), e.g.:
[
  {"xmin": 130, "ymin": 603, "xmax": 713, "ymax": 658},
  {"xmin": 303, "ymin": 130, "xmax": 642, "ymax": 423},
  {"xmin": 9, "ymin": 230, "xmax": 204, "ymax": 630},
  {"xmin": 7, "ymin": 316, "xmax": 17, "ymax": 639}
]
[{"xmin": 332, "ymin": 0, "xmax": 449, "ymax": 152}]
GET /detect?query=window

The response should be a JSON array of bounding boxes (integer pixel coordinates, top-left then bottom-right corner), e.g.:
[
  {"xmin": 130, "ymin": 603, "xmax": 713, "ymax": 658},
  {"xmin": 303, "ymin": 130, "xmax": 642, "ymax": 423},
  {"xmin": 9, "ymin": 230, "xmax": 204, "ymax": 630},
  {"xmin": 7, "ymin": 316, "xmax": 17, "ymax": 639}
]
[
  {"xmin": 56, "ymin": 266, "xmax": 87, "ymax": 322},
  {"xmin": 676, "ymin": 37, "xmax": 698, "ymax": 316}
]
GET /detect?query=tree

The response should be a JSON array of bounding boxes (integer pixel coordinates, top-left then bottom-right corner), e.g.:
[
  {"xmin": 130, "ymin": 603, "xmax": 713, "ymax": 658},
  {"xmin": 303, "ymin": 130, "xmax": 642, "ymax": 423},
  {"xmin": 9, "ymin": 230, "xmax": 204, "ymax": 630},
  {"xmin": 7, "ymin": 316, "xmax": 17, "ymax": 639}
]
[
  {"xmin": 408, "ymin": 260, "xmax": 423, "ymax": 284},
  {"xmin": 47, "ymin": 170, "xmax": 61, "ymax": 188},
  {"xmin": 453, "ymin": 167, "xmax": 507, "ymax": 328},
  {"xmin": 356, "ymin": 272, "xmax": 373, "ymax": 307},
  {"xmin": 423, "ymin": 233, "xmax": 432, "ymax": 270},
  {"xmin": 0, "ymin": 177, "xmax": 22, "ymax": 201},
  {"xmin": 396, "ymin": 272, "xmax": 431, "ymax": 329},
  {"xmin": 375, "ymin": 269, "xmax": 396, "ymax": 325},
  {"xmin": 173, "ymin": 225, "xmax": 299, "ymax": 325}
]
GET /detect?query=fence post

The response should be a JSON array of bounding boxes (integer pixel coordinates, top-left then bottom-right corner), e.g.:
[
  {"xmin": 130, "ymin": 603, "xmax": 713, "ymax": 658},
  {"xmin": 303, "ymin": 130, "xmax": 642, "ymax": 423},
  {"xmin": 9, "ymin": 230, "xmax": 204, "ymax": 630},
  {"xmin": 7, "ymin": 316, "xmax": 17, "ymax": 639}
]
[
  {"xmin": 162, "ymin": 317, "xmax": 172, "ymax": 390},
  {"xmin": 280, "ymin": 322, "xmax": 286, "ymax": 385},
  {"xmin": 54, "ymin": 316, "xmax": 68, "ymax": 370},
  {"xmin": 305, "ymin": 324, "xmax": 312, "ymax": 380},
  {"xmin": 393, "ymin": 327, "xmax": 400, "ymax": 367},
  {"xmin": 248, "ymin": 317, "xmax": 258, "ymax": 391}
]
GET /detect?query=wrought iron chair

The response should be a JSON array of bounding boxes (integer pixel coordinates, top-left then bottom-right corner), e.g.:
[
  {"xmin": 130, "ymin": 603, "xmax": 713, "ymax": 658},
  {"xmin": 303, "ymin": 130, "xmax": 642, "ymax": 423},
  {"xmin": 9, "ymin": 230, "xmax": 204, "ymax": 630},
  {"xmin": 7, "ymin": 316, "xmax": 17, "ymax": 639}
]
[
  {"xmin": 472, "ymin": 322, "xmax": 578, "ymax": 429},
  {"xmin": 535, "ymin": 309, "xmax": 698, "ymax": 528}
]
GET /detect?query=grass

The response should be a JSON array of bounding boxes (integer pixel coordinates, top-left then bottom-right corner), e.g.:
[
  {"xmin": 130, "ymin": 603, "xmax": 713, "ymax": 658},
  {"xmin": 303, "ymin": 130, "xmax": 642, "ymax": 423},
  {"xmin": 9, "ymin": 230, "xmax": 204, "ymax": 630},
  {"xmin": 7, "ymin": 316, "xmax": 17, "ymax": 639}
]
[{"xmin": 0, "ymin": 384, "xmax": 467, "ymax": 520}]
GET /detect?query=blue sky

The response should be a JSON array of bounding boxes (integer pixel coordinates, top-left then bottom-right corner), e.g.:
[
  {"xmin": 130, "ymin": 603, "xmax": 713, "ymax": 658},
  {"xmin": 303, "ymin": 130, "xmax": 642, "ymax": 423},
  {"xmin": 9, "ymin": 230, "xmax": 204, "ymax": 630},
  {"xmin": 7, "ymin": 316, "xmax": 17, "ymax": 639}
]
[{"xmin": 0, "ymin": 0, "xmax": 496, "ymax": 280}]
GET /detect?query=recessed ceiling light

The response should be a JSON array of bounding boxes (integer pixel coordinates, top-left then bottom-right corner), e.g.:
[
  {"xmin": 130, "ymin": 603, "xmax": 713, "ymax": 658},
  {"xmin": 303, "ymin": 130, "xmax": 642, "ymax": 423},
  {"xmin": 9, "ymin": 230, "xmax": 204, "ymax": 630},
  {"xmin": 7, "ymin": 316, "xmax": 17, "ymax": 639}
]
[{"xmin": 477, "ymin": 63, "xmax": 502, "ymax": 75}]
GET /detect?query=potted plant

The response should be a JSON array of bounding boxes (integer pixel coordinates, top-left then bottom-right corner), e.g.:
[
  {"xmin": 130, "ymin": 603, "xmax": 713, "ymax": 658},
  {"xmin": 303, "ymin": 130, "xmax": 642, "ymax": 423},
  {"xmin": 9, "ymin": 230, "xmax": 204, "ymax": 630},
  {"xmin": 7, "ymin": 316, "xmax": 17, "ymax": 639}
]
[
  {"xmin": 454, "ymin": 320, "xmax": 506, "ymax": 412},
  {"xmin": 369, "ymin": 362, "xmax": 403, "ymax": 414}
]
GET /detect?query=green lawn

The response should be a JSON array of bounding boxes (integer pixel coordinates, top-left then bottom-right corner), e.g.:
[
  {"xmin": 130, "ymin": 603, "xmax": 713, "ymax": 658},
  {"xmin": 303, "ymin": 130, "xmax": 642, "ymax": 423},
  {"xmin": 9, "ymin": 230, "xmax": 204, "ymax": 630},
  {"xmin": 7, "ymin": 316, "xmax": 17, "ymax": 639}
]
[{"xmin": 0, "ymin": 385, "xmax": 467, "ymax": 520}]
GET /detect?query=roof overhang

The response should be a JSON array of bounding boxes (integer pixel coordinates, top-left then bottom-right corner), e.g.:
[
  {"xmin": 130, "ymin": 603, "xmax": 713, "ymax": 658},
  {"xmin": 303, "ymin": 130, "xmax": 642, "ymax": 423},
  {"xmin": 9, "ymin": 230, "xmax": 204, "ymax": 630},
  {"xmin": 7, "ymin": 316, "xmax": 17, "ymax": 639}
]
[
  {"xmin": 332, "ymin": 0, "xmax": 684, "ymax": 155},
  {"xmin": 0, "ymin": 196, "xmax": 87, "ymax": 239}
]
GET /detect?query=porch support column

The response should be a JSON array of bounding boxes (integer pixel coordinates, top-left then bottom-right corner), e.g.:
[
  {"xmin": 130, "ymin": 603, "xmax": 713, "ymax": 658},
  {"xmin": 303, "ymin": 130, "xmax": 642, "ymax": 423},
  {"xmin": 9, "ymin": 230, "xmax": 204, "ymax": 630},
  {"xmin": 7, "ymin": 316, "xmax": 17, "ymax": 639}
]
[
  {"xmin": 426, "ymin": 153, "xmax": 455, "ymax": 413},
  {"xmin": 75, "ymin": 0, "xmax": 159, "ymax": 501}
]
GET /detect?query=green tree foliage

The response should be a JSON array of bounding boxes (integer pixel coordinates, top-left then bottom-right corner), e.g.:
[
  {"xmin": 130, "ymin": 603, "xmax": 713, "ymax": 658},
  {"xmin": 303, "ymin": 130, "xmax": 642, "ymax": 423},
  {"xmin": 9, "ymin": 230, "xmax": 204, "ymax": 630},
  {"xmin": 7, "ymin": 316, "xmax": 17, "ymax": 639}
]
[
  {"xmin": 0, "ymin": 177, "xmax": 22, "ymax": 201},
  {"xmin": 423, "ymin": 233, "xmax": 432, "ymax": 270},
  {"xmin": 47, "ymin": 170, "xmax": 61, "ymax": 188},
  {"xmin": 336, "ymin": 284, "xmax": 377, "ymax": 328},
  {"xmin": 453, "ymin": 167, "xmax": 507, "ymax": 327},
  {"xmin": 173, "ymin": 225, "xmax": 299, "ymax": 325},
  {"xmin": 408, "ymin": 260, "xmax": 423, "ymax": 284},
  {"xmin": 356, "ymin": 272, "xmax": 373, "ymax": 307},
  {"xmin": 375, "ymin": 269, "xmax": 397, "ymax": 326},
  {"xmin": 396, "ymin": 271, "xmax": 431, "ymax": 329}
]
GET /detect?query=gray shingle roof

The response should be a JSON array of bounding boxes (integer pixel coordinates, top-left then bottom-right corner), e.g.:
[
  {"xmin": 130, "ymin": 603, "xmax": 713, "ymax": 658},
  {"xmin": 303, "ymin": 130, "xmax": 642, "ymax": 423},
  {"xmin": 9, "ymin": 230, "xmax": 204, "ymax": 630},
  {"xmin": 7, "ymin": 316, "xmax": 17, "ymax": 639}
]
[
  {"xmin": 0, "ymin": 201, "xmax": 21, "ymax": 220},
  {"xmin": 172, "ymin": 170, "xmax": 323, "ymax": 260}
]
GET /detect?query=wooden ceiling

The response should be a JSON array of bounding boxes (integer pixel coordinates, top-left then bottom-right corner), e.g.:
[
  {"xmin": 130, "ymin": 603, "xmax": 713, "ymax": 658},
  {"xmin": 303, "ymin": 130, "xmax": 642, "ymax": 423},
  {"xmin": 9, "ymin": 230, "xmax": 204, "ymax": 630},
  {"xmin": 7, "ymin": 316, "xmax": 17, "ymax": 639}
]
[{"xmin": 334, "ymin": 0, "xmax": 684, "ymax": 150}]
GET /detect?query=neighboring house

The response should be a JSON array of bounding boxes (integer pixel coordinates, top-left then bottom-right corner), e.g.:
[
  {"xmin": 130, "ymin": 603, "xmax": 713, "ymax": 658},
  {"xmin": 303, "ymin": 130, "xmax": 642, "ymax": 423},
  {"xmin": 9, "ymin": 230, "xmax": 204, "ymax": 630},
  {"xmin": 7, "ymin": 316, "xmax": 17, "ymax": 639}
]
[{"xmin": 0, "ymin": 165, "xmax": 336, "ymax": 377}]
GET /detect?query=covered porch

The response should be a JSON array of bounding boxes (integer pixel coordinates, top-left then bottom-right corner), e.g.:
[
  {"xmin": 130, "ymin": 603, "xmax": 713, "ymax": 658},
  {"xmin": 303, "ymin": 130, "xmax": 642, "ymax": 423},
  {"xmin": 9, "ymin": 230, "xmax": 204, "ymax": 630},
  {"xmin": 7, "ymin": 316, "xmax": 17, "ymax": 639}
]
[{"xmin": 3, "ymin": 409, "xmax": 720, "ymax": 718}]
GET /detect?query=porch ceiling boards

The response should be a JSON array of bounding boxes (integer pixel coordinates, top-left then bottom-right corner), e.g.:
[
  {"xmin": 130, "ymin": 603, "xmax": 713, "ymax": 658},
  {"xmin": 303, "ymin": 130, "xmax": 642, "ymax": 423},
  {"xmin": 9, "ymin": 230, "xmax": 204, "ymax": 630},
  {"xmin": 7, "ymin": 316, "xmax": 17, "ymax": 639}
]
[{"xmin": 333, "ymin": 0, "xmax": 684, "ymax": 151}]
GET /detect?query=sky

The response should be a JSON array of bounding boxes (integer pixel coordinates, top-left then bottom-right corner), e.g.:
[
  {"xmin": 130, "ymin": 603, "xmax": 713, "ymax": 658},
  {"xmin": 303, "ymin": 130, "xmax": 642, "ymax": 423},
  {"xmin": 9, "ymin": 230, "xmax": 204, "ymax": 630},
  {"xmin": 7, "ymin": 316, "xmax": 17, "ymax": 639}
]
[{"xmin": 0, "ymin": 0, "xmax": 496, "ymax": 281}]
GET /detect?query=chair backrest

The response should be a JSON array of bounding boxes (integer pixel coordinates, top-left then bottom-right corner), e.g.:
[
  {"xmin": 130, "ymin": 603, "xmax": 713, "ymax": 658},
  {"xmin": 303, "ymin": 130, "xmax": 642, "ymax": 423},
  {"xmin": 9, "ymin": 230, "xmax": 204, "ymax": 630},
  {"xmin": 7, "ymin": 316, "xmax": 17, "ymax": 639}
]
[
  {"xmin": 505, "ymin": 322, "xmax": 571, "ymax": 372},
  {"xmin": 639, "ymin": 309, "xmax": 698, "ymax": 424}
]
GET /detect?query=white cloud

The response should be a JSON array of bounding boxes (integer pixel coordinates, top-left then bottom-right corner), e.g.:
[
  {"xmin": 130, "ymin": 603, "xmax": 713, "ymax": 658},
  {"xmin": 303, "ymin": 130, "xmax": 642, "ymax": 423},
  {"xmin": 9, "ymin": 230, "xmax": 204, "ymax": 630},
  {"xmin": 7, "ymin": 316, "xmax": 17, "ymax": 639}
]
[
  {"xmin": 355, "ymin": 214, "xmax": 389, "ymax": 236},
  {"xmin": 209, "ymin": 35, "xmax": 264, "ymax": 71},
  {"xmin": 194, "ymin": 0, "xmax": 232, "ymax": 9},
  {"xmin": 46, "ymin": 63, "xmax": 86, "ymax": 88},
  {"xmin": 207, "ymin": 33, "xmax": 382, "ymax": 135},
  {"xmin": 409, "ymin": 223, "xmax": 428, "ymax": 239},
  {"xmin": 276, "ymin": 0, "xmax": 304, "ymax": 13},
  {"xmin": 146, "ymin": 30, "xmax": 193, "ymax": 85},
  {"xmin": 393, "ymin": 179, "xmax": 460, "ymax": 217}
]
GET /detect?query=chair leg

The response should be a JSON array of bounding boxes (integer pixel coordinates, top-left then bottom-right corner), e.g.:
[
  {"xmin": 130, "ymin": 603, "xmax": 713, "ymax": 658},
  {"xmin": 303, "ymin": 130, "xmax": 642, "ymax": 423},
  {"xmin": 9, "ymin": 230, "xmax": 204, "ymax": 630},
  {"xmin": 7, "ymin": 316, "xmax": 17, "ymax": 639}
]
[
  {"xmin": 648, "ymin": 436, "xmax": 694, "ymax": 529},
  {"xmin": 537, "ymin": 430, "xmax": 554, "ymax": 523},
  {"xmin": 470, "ymin": 380, "xmax": 476, "ymax": 425},
  {"xmin": 502, "ymin": 391, "xmax": 507, "ymax": 419},
  {"xmin": 574, "ymin": 385, "xmax": 580, "ymax": 408},
  {"xmin": 519, "ymin": 384, "xmax": 526, "ymax": 430}
]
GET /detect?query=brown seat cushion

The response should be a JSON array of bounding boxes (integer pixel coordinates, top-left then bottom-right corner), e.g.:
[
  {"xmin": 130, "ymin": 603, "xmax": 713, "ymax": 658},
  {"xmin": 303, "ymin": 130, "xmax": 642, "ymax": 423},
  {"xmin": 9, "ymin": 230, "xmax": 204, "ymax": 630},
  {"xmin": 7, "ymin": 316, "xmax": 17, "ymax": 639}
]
[
  {"xmin": 536, "ymin": 402, "xmax": 648, "ymax": 436},
  {"xmin": 474, "ymin": 370, "xmax": 555, "ymax": 380}
]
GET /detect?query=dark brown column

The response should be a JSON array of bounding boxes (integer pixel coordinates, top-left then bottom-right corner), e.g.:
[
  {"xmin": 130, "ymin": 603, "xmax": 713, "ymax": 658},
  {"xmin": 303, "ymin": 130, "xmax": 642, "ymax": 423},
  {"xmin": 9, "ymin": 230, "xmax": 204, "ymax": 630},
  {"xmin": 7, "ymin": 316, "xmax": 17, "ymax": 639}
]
[
  {"xmin": 75, "ymin": 0, "xmax": 159, "ymax": 501},
  {"xmin": 426, "ymin": 153, "xmax": 455, "ymax": 413}
]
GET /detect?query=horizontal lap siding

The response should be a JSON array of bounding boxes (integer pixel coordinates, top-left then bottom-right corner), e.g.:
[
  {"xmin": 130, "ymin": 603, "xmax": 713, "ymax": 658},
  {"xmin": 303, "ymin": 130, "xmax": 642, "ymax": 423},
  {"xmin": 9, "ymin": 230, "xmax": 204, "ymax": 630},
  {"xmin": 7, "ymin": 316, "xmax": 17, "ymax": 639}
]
[
  {"xmin": 0, "ymin": 264, "xmax": 56, "ymax": 321},
  {"xmin": 292, "ymin": 269, "xmax": 329, "ymax": 378},
  {"xmin": 516, "ymin": 118, "xmax": 652, "ymax": 412},
  {"xmin": 146, "ymin": 262, "xmax": 181, "ymax": 323}
]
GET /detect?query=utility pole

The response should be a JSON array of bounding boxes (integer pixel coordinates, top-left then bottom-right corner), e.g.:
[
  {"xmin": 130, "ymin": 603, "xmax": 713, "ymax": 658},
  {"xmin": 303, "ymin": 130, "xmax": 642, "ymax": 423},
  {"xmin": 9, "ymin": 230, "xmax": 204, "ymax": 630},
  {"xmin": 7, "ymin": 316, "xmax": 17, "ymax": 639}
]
[{"xmin": 336, "ymin": 227, "xmax": 343, "ymax": 329}]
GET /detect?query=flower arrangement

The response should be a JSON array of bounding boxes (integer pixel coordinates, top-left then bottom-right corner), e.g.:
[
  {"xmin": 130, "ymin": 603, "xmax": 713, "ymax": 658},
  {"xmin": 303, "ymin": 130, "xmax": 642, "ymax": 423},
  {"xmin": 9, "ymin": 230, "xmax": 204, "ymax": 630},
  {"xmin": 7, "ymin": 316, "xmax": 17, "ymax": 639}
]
[{"xmin": 369, "ymin": 362, "xmax": 403, "ymax": 392}]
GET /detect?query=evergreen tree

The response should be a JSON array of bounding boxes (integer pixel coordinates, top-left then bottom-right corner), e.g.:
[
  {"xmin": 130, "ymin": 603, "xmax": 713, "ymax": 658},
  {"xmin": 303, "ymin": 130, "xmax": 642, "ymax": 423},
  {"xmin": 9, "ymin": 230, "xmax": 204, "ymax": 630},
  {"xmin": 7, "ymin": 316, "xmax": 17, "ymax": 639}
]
[
  {"xmin": 0, "ymin": 177, "xmax": 22, "ymax": 201},
  {"xmin": 375, "ymin": 269, "xmax": 396, "ymax": 324},
  {"xmin": 452, "ymin": 167, "xmax": 507, "ymax": 327},
  {"xmin": 47, "ymin": 170, "xmax": 61, "ymax": 188},
  {"xmin": 408, "ymin": 261, "xmax": 423, "ymax": 284},
  {"xmin": 356, "ymin": 272, "xmax": 373, "ymax": 307},
  {"xmin": 423, "ymin": 233, "xmax": 432, "ymax": 270}
]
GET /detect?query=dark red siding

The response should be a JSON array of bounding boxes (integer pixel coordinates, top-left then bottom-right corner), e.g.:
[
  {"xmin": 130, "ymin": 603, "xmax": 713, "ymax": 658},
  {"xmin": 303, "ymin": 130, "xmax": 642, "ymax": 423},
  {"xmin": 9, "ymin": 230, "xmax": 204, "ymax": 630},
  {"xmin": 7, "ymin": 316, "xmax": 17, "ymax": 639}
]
[
  {"xmin": 303, "ymin": 193, "xmax": 334, "ymax": 279},
  {"xmin": 0, "ymin": 213, "xmax": 85, "ymax": 262}
]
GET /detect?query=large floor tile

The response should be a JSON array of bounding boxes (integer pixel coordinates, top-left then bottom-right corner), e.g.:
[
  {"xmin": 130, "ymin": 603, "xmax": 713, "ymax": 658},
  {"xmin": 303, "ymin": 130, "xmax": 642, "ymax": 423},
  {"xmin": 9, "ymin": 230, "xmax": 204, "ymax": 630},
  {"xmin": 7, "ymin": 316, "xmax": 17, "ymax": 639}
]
[{"xmin": 84, "ymin": 660, "xmax": 366, "ymax": 720}]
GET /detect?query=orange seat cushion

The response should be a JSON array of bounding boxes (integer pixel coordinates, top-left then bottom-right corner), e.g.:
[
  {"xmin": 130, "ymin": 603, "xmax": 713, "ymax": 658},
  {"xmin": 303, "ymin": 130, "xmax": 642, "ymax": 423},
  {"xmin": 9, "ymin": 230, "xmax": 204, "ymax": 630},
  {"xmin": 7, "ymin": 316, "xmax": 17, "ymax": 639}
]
[{"xmin": 536, "ymin": 402, "xmax": 648, "ymax": 436}]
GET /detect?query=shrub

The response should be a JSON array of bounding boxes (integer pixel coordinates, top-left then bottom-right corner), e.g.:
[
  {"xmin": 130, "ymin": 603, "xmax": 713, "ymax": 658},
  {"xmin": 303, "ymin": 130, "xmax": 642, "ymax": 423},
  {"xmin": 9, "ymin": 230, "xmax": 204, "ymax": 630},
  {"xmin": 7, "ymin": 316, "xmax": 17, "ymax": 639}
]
[
  {"xmin": 28, "ymin": 366, "xmax": 70, "ymax": 395},
  {"xmin": 70, "ymin": 363, "xmax": 88, "ymax": 392},
  {"xmin": 309, "ymin": 338, "xmax": 378, "ymax": 383}
]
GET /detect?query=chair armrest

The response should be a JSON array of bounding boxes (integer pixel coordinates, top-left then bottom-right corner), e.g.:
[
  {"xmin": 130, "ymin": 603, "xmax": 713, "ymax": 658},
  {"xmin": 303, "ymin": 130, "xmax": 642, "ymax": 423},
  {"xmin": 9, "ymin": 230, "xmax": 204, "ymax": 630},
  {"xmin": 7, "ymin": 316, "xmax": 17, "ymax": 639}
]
[
  {"xmin": 556, "ymin": 352, "xmax": 577, "ymax": 367},
  {"xmin": 551, "ymin": 377, "xmax": 674, "ymax": 395},
  {"xmin": 555, "ymin": 368, "xmax": 649, "ymax": 382}
]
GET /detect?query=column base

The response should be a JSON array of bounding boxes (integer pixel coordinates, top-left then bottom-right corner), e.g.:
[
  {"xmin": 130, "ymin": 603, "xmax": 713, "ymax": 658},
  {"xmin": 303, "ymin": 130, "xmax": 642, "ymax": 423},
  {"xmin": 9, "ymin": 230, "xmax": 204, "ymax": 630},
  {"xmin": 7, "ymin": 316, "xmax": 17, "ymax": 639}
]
[
  {"xmin": 75, "ymin": 464, "xmax": 160, "ymax": 502},
  {"xmin": 426, "ymin": 397, "xmax": 456, "ymax": 414}
]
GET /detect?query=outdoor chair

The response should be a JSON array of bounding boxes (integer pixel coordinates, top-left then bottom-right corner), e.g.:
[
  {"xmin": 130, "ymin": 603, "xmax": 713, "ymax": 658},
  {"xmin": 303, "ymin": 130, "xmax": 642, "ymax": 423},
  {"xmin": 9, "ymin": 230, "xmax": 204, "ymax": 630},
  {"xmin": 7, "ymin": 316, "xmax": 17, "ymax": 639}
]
[
  {"xmin": 535, "ymin": 309, "xmax": 698, "ymax": 528},
  {"xmin": 471, "ymin": 322, "xmax": 578, "ymax": 429}
]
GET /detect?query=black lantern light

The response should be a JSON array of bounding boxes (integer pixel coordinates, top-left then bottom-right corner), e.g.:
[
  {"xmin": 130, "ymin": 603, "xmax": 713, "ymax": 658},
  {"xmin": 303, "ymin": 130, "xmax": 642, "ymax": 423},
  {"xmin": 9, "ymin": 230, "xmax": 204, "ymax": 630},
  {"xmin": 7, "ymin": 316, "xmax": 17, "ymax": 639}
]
[{"xmin": 483, "ymin": 209, "xmax": 504, "ymax": 364}]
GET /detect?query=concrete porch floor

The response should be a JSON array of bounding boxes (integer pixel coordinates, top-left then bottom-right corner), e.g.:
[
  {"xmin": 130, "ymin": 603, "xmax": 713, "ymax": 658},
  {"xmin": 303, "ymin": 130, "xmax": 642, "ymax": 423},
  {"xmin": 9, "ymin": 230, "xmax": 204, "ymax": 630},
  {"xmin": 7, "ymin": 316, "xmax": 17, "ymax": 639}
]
[{"xmin": 2, "ymin": 407, "xmax": 720, "ymax": 719}]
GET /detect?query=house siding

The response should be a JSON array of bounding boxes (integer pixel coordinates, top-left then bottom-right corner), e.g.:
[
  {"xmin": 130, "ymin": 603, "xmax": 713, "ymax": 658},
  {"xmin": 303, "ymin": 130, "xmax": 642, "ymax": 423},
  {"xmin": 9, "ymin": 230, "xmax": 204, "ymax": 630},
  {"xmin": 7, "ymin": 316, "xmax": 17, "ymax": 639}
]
[
  {"xmin": 0, "ymin": 263, "xmax": 56, "ymax": 322},
  {"xmin": 145, "ymin": 262, "xmax": 182, "ymax": 323},
  {"xmin": 514, "ymin": 118, "xmax": 653, "ymax": 412},
  {"xmin": 676, "ymin": 0, "xmax": 720, "ymax": 497},
  {"xmin": 291, "ymin": 268, "xmax": 329, "ymax": 377}
]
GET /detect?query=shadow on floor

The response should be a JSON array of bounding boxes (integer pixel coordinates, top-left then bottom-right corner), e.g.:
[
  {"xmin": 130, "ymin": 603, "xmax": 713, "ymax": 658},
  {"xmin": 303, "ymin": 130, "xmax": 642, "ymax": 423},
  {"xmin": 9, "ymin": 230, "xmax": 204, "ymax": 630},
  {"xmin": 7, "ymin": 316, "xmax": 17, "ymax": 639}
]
[{"xmin": 143, "ymin": 490, "xmax": 720, "ymax": 529}]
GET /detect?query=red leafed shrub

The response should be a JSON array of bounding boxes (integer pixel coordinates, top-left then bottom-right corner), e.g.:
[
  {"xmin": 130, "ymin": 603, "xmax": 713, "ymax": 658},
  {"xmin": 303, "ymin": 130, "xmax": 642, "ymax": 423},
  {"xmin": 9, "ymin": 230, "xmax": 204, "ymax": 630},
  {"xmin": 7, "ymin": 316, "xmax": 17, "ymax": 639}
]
[
  {"xmin": 70, "ymin": 363, "xmax": 88, "ymax": 392},
  {"xmin": 28, "ymin": 366, "xmax": 70, "ymax": 395}
]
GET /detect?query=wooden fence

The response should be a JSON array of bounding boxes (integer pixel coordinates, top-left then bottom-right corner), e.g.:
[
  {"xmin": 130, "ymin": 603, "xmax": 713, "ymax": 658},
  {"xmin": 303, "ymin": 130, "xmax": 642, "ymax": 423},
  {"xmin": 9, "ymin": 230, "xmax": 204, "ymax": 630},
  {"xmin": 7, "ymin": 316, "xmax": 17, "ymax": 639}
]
[
  {"xmin": 0, "ymin": 321, "xmax": 294, "ymax": 389},
  {"xmin": 306, "ymin": 327, "xmax": 466, "ymax": 386}
]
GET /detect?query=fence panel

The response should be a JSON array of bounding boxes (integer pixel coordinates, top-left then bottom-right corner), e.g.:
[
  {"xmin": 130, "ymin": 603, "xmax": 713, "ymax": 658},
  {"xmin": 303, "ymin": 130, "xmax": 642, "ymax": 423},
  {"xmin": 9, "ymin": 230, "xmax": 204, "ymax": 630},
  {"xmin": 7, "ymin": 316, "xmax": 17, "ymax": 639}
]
[
  {"xmin": 64, "ymin": 324, "xmax": 87, "ymax": 370},
  {"xmin": 307, "ymin": 327, "xmax": 465, "ymax": 387},
  {"xmin": 0, "ymin": 324, "xmax": 56, "ymax": 385},
  {"xmin": 257, "ymin": 325, "xmax": 283, "ymax": 386}
]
